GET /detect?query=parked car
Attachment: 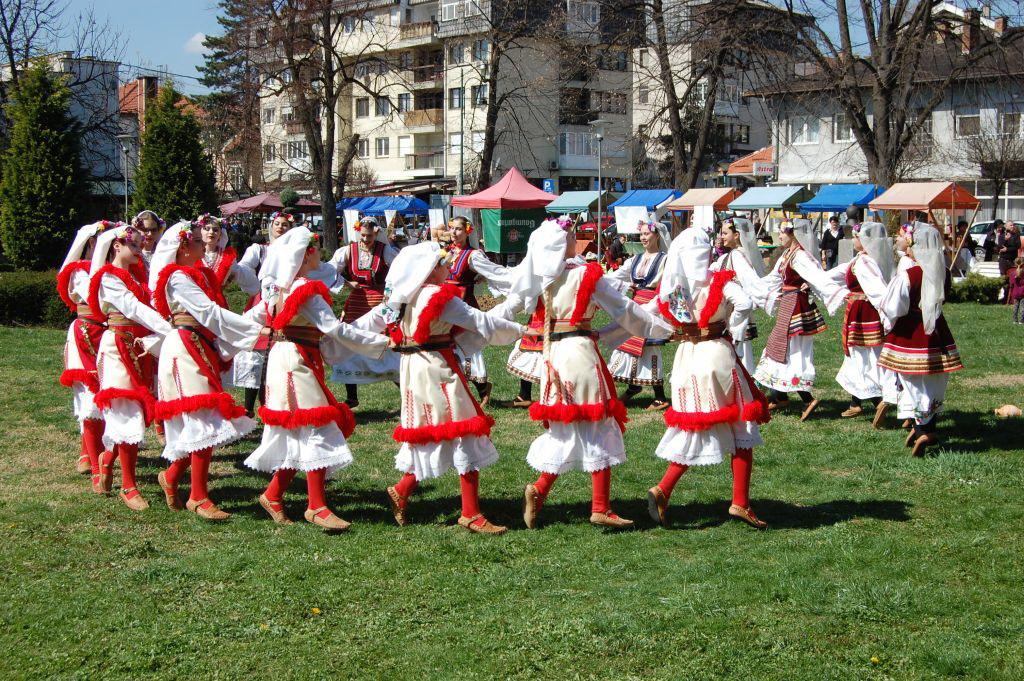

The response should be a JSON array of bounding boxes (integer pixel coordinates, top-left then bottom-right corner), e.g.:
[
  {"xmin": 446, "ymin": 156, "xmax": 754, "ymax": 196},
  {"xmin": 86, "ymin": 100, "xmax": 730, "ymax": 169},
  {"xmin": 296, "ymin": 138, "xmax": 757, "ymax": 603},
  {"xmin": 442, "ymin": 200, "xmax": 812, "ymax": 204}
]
[{"xmin": 968, "ymin": 220, "xmax": 995, "ymax": 259}]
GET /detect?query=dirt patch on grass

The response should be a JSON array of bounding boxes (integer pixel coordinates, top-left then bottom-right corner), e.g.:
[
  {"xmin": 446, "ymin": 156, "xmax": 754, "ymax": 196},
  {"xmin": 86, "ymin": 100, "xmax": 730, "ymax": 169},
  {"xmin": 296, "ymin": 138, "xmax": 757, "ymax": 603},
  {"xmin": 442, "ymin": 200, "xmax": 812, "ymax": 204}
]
[{"xmin": 961, "ymin": 373, "xmax": 1024, "ymax": 389}]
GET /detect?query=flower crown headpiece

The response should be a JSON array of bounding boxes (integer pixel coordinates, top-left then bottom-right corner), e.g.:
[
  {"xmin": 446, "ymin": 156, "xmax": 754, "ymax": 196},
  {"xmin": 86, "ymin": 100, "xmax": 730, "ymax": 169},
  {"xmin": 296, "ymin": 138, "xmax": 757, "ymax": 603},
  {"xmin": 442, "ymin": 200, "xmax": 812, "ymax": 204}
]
[
  {"xmin": 900, "ymin": 223, "xmax": 915, "ymax": 240},
  {"xmin": 132, "ymin": 211, "xmax": 166, "ymax": 229},
  {"xmin": 306, "ymin": 232, "xmax": 321, "ymax": 250},
  {"xmin": 850, "ymin": 222, "xmax": 863, "ymax": 235},
  {"xmin": 176, "ymin": 224, "xmax": 196, "ymax": 244},
  {"xmin": 193, "ymin": 213, "xmax": 222, "ymax": 228},
  {"xmin": 95, "ymin": 219, "xmax": 118, "ymax": 234},
  {"xmin": 112, "ymin": 223, "xmax": 137, "ymax": 243},
  {"xmin": 555, "ymin": 216, "xmax": 574, "ymax": 232},
  {"xmin": 780, "ymin": 221, "xmax": 795, "ymax": 233},
  {"xmin": 448, "ymin": 218, "xmax": 473, "ymax": 234},
  {"xmin": 270, "ymin": 211, "xmax": 295, "ymax": 222}
]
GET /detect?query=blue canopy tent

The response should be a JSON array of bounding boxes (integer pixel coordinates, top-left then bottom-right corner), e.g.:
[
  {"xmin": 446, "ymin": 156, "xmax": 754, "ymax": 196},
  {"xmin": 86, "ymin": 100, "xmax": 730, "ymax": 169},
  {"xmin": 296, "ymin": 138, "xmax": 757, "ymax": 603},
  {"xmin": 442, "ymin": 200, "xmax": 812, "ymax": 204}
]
[
  {"xmin": 797, "ymin": 184, "xmax": 885, "ymax": 213},
  {"xmin": 608, "ymin": 189, "xmax": 683, "ymax": 211},
  {"xmin": 362, "ymin": 195, "xmax": 430, "ymax": 217}
]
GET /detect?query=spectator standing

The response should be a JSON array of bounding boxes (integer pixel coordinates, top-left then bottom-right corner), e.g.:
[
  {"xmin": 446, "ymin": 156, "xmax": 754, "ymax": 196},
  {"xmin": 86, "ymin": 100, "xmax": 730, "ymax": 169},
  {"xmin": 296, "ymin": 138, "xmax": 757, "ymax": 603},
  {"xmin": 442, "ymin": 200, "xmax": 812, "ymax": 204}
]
[
  {"xmin": 606, "ymin": 231, "xmax": 626, "ymax": 270},
  {"xmin": 820, "ymin": 215, "xmax": 844, "ymax": 269},
  {"xmin": 998, "ymin": 222, "xmax": 1021, "ymax": 276},
  {"xmin": 1009, "ymin": 257, "xmax": 1024, "ymax": 325},
  {"xmin": 983, "ymin": 219, "xmax": 1005, "ymax": 262}
]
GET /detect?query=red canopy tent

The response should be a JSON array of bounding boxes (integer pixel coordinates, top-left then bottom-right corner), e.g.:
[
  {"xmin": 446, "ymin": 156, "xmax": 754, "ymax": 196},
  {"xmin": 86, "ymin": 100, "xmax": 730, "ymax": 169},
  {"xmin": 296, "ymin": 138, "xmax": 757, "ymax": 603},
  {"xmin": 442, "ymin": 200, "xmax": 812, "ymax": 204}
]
[
  {"xmin": 449, "ymin": 167, "xmax": 556, "ymax": 209},
  {"xmin": 219, "ymin": 192, "xmax": 322, "ymax": 216},
  {"xmin": 450, "ymin": 168, "xmax": 555, "ymax": 253}
]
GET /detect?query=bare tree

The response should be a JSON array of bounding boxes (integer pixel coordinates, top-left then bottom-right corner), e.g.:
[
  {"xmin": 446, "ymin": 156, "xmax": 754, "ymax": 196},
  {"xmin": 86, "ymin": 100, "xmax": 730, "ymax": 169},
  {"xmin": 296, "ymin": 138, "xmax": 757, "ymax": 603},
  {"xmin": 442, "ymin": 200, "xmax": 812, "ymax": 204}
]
[
  {"xmin": 770, "ymin": 1, "xmax": 1024, "ymax": 186},
  {"xmin": 952, "ymin": 126, "xmax": 1024, "ymax": 220}
]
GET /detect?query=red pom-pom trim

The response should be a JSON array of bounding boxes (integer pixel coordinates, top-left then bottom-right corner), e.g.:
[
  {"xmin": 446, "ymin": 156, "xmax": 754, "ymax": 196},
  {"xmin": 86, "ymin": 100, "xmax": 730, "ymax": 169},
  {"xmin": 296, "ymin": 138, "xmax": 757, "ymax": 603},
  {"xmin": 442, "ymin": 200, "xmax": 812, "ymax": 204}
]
[
  {"xmin": 56, "ymin": 261, "xmax": 91, "ymax": 312},
  {"xmin": 529, "ymin": 398, "xmax": 629, "ymax": 433},
  {"xmin": 259, "ymin": 403, "xmax": 355, "ymax": 438},
  {"xmin": 270, "ymin": 280, "xmax": 333, "ymax": 331},
  {"xmin": 88, "ymin": 264, "xmax": 152, "ymax": 320},
  {"xmin": 214, "ymin": 246, "xmax": 237, "ymax": 288},
  {"xmin": 741, "ymin": 398, "xmax": 771, "ymax": 425},
  {"xmin": 663, "ymin": 404, "xmax": 740, "ymax": 431},
  {"xmin": 154, "ymin": 392, "xmax": 247, "ymax": 422},
  {"xmin": 413, "ymin": 283, "xmax": 460, "ymax": 344},
  {"xmin": 59, "ymin": 368, "xmax": 99, "ymax": 394},
  {"xmin": 569, "ymin": 262, "xmax": 604, "ymax": 327},
  {"xmin": 392, "ymin": 413, "xmax": 495, "ymax": 444},
  {"xmin": 94, "ymin": 386, "xmax": 156, "ymax": 425},
  {"xmin": 698, "ymin": 270, "xmax": 735, "ymax": 329}
]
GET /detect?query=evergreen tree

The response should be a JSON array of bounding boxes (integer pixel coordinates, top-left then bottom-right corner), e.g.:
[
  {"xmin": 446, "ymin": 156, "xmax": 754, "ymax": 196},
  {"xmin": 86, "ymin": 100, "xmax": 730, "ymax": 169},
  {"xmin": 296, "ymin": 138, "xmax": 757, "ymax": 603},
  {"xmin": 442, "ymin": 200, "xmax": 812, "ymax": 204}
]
[
  {"xmin": 0, "ymin": 62, "xmax": 86, "ymax": 270},
  {"xmin": 132, "ymin": 85, "xmax": 218, "ymax": 222}
]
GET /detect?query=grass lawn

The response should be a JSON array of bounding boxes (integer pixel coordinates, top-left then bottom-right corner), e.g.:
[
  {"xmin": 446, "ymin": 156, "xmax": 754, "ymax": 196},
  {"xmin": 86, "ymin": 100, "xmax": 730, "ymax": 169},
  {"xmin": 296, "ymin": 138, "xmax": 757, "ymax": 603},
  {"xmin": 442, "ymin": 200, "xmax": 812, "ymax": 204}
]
[{"xmin": 1, "ymin": 302, "xmax": 1023, "ymax": 679}]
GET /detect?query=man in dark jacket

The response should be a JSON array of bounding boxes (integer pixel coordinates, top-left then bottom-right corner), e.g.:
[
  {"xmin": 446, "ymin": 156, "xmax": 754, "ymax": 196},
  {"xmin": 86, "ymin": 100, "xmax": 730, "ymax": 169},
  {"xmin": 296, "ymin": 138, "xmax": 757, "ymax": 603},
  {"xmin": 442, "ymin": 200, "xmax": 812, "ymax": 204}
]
[
  {"xmin": 999, "ymin": 222, "xmax": 1021, "ymax": 276},
  {"xmin": 819, "ymin": 215, "xmax": 844, "ymax": 269},
  {"xmin": 984, "ymin": 220, "xmax": 1005, "ymax": 262}
]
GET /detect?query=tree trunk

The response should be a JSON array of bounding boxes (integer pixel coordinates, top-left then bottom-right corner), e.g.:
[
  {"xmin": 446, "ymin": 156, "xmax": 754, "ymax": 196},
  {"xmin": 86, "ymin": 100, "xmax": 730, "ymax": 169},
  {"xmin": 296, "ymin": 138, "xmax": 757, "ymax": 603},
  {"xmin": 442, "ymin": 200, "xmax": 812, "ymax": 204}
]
[
  {"xmin": 474, "ymin": 42, "xmax": 503, "ymax": 193},
  {"xmin": 681, "ymin": 69, "xmax": 720, "ymax": 191},
  {"xmin": 991, "ymin": 180, "xmax": 1003, "ymax": 221},
  {"xmin": 650, "ymin": 0, "xmax": 686, "ymax": 187},
  {"xmin": 319, "ymin": 175, "xmax": 338, "ymax": 253}
]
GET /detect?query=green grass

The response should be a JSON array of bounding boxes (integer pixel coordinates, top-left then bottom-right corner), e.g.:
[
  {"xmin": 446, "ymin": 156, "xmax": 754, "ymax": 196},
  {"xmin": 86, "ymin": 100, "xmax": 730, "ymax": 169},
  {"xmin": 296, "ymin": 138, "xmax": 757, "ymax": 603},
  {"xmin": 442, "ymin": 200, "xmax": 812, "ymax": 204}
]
[{"xmin": 1, "ymin": 303, "xmax": 1023, "ymax": 679}]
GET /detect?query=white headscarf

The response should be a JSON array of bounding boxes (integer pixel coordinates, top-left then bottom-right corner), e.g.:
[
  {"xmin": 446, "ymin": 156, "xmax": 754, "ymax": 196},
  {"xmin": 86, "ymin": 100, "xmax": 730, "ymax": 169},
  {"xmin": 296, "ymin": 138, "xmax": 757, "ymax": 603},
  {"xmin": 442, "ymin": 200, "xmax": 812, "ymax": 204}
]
[
  {"xmin": 359, "ymin": 216, "xmax": 390, "ymax": 245},
  {"xmin": 730, "ymin": 217, "xmax": 765, "ymax": 277},
  {"xmin": 259, "ymin": 226, "xmax": 315, "ymax": 292},
  {"xmin": 856, "ymin": 221, "xmax": 894, "ymax": 284},
  {"xmin": 660, "ymin": 226, "xmax": 712, "ymax": 302},
  {"xmin": 509, "ymin": 218, "xmax": 570, "ymax": 314},
  {"xmin": 643, "ymin": 221, "xmax": 671, "ymax": 254},
  {"xmin": 792, "ymin": 218, "xmax": 818, "ymax": 254},
  {"xmin": 148, "ymin": 221, "xmax": 195, "ymax": 291},
  {"xmin": 62, "ymin": 222, "xmax": 104, "ymax": 270},
  {"xmin": 384, "ymin": 240, "xmax": 446, "ymax": 307},
  {"xmin": 911, "ymin": 223, "xmax": 945, "ymax": 335},
  {"xmin": 89, "ymin": 222, "xmax": 131, "ymax": 275},
  {"xmin": 195, "ymin": 214, "xmax": 229, "ymax": 250}
]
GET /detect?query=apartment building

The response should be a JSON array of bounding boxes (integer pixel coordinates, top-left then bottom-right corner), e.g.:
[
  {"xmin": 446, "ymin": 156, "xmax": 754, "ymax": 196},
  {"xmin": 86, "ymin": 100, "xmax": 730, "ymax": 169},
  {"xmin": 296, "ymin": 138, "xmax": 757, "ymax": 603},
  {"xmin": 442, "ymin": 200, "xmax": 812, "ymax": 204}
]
[{"xmin": 256, "ymin": 0, "xmax": 637, "ymax": 195}]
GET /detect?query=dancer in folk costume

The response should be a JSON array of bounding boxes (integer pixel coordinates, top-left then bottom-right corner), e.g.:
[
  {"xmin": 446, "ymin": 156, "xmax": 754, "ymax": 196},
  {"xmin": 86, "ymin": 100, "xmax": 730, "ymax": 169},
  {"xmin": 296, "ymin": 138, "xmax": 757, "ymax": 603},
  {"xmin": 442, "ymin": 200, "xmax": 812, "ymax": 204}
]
[
  {"xmin": 234, "ymin": 211, "xmax": 298, "ymax": 417},
  {"xmin": 878, "ymin": 223, "xmax": 963, "ymax": 457},
  {"xmin": 605, "ymin": 221, "xmax": 671, "ymax": 410},
  {"xmin": 134, "ymin": 210, "xmax": 166, "ymax": 272},
  {"xmin": 327, "ymin": 216, "xmax": 400, "ymax": 407},
  {"xmin": 359, "ymin": 241, "xmax": 524, "ymax": 534},
  {"xmin": 195, "ymin": 213, "xmax": 260, "ymax": 297},
  {"xmin": 88, "ymin": 224, "xmax": 172, "ymax": 510},
  {"xmin": 244, "ymin": 227, "xmax": 389, "ymax": 531},
  {"xmin": 57, "ymin": 221, "xmax": 109, "ymax": 482},
  {"xmin": 445, "ymin": 216, "xmax": 514, "ymax": 406},
  {"xmin": 823, "ymin": 221, "xmax": 900, "ymax": 425},
  {"xmin": 712, "ymin": 217, "xmax": 766, "ymax": 375},
  {"xmin": 511, "ymin": 219, "xmax": 674, "ymax": 529},
  {"xmin": 753, "ymin": 219, "xmax": 844, "ymax": 421},
  {"xmin": 631, "ymin": 228, "xmax": 771, "ymax": 529},
  {"xmin": 149, "ymin": 224, "xmax": 262, "ymax": 520}
]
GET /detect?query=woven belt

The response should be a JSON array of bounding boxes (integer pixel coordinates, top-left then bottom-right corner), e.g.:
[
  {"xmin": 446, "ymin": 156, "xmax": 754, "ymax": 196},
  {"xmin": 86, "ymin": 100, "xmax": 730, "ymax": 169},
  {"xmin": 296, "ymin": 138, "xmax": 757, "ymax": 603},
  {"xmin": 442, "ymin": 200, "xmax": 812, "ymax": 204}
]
[
  {"xmin": 549, "ymin": 329, "xmax": 595, "ymax": 342},
  {"xmin": 75, "ymin": 304, "xmax": 93, "ymax": 317},
  {"xmin": 548, "ymin": 321, "xmax": 592, "ymax": 334},
  {"xmin": 671, "ymin": 320, "xmax": 728, "ymax": 343},
  {"xmin": 271, "ymin": 324, "xmax": 323, "ymax": 348},
  {"xmin": 172, "ymin": 312, "xmax": 200, "ymax": 328},
  {"xmin": 846, "ymin": 292, "xmax": 868, "ymax": 302},
  {"xmin": 393, "ymin": 334, "xmax": 455, "ymax": 354},
  {"xmin": 105, "ymin": 313, "xmax": 145, "ymax": 336}
]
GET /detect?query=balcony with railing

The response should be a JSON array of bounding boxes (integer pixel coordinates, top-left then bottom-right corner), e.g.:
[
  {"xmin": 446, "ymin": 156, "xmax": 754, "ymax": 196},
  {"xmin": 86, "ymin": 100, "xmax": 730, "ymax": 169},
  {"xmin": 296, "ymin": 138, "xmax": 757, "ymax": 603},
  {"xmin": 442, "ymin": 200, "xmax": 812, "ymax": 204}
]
[
  {"xmin": 404, "ymin": 146, "xmax": 444, "ymax": 175},
  {"xmin": 399, "ymin": 21, "xmax": 437, "ymax": 46},
  {"xmin": 409, "ymin": 63, "xmax": 444, "ymax": 84},
  {"xmin": 402, "ymin": 108, "xmax": 444, "ymax": 131}
]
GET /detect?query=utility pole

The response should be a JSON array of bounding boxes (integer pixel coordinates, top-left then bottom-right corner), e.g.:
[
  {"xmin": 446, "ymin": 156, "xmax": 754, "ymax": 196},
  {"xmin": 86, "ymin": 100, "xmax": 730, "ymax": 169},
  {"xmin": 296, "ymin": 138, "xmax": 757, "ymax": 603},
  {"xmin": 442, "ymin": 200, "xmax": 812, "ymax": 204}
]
[{"xmin": 459, "ymin": 67, "xmax": 465, "ymax": 194}]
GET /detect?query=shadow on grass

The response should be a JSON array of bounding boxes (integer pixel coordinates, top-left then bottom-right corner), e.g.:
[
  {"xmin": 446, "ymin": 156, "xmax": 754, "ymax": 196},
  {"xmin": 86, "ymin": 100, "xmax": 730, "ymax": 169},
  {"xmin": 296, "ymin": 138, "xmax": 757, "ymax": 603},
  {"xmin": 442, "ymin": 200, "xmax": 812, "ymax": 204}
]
[
  {"xmin": 670, "ymin": 498, "xmax": 912, "ymax": 531},
  {"xmin": 936, "ymin": 409, "xmax": 1022, "ymax": 453}
]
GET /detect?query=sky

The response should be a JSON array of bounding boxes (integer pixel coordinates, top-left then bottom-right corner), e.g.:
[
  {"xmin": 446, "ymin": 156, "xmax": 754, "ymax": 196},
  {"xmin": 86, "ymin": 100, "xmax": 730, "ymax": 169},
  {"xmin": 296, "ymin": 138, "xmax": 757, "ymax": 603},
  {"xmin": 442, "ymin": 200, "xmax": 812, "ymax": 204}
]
[{"xmin": 79, "ymin": 0, "xmax": 222, "ymax": 95}]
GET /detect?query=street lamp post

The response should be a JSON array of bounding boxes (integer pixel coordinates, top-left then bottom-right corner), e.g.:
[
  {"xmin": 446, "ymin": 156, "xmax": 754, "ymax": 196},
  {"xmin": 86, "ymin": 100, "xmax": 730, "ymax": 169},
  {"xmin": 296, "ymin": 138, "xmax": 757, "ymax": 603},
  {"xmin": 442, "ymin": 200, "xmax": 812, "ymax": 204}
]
[
  {"xmin": 116, "ymin": 133, "xmax": 136, "ymax": 221},
  {"xmin": 589, "ymin": 118, "xmax": 607, "ymax": 262}
]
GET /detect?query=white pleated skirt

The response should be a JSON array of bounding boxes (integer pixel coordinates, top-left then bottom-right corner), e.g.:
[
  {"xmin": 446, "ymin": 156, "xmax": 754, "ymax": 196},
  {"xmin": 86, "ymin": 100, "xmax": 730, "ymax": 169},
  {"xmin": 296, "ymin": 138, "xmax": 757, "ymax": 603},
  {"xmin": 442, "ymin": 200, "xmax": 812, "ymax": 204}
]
[
  {"xmin": 607, "ymin": 345, "xmax": 665, "ymax": 386},
  {"xmin": 244, "ymin": 423, "xmax": 353, "ymax": 478},
  {"xmin": 526, "ymin": 418, "xmax": 626, "ymax": 474},
  {"xmin": 506, "ymin": 342, "xmax": 542, "ymax": 383},
  {"xmin": 754, "ymin": 336, "xmax": 816, "ymax": 392},
  {"xmin": 394, "ymin": 435, "xmax": 499, "ymax": 481},
  {"xmin": 895, "ymin": 373, "xmax": 950, "ymax": 424},
  {"xmin": 161, "ymin": 408, "xmax": 256, "ymax": 462},
  {"xmin": 101, "ymin": 398, "xmax": 146, "ymax": 449},
  {"xmin": 655, "ymin": 420, "xmax": 763, "ymax": 467}
]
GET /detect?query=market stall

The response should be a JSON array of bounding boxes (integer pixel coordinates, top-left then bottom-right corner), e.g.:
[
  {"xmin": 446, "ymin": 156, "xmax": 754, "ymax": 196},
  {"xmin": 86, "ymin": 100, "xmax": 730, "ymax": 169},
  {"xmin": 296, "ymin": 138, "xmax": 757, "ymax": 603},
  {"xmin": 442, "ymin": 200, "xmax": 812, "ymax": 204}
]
[
  {"xmin": 544, "ymin": 190, "xmax": 617, "ymax": 256},
  {"xmin": 728, "ymin": 185, "xmax": 814, "ymax": 232},
  {"xmin": 450, "ymin": 167, "xmax": 556, "ymax": 254},
  {"xmin": 665, "ymin": 187, "xmax": 743, "ymax": 232},
  {"xmin": 608, "ymin": 189, "xmax": 683, "ymax": 235},
  {"xmin": 219, "ymin": 192, "xmax": 321, "ymax": 216},
  {"xmin": 797, "ymin": 184, "xmax": 885, "ymax": 215}
]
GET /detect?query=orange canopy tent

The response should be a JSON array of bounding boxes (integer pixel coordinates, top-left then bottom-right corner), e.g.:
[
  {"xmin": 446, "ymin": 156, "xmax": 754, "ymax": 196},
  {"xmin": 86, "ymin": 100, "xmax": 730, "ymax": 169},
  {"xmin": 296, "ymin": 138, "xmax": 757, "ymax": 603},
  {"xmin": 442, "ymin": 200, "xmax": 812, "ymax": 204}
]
[
  {"xmin": 665, "ymin": 187, "xmax": 743, "ymax": 211},
  {"xmin": 867, "ymin": 182, "xmax": 980, "ymax": 211}
]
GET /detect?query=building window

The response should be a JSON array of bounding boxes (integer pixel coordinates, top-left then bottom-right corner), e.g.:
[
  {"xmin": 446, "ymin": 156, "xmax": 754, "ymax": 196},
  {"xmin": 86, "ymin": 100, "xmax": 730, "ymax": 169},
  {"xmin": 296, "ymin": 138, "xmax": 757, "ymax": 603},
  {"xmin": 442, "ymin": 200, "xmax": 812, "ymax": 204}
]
[
  {"xmin": 398, "ymin": 135, "xmax": 412, "ymax": 158},
  {"xmin": 343, "ymin": 15, "xmax": 356, "ymax": 32},
  {"xmin": 637, "ymin": 49, "xmax": 646, "ymax": 68},
  {"xmin": 262, "ymin": 108, "xmax": 275, "ymax": 124},
  {"xmin": 263, "ymin": 144, "xmax": 276, "ymax": 162},
  {"xmin": 286, "ymin": 140, "xmax": 308, "ymax": 159},
  {"xmin": 638, "ymin": 87, "xmax": 649, "ymax": 105},
  {"xmin": 281, "ymin": 108, "xmax": 295, "ymax": 123},
  {"xmin": 471, "ymin": 84, "xmax": 488, "ymax": 107},
  {"xmin": 448, "ymin": 87, "xmax": 464, "ymax": 109},
  {"xmin": 375, "ymin": 137, "xmax": 390, "ymax": 157},
  {"xmin": 356, "ymin": 98, "xmax": 369, "ymax": 118},
  {"xmin": 833, "ymin": 111, "xmax": 853, "ymax": 143},
  {"xmin": 449, "ymin": 132, "xmax": 463, "ymax": 154},
  {"xmin": 357, "ymin": 139, "xmax": 369, "ymax": 158},
  {"xmin": 398, "ymin": 51, "xmax": 413, "ymax": 70},
  {"xmin": 228, "ymin": 164, "xmax": 244, "ymax": 188},
  {"xmin": 790, "ymin": 115, "xmax": 820, "ymax": 145},
  {"xmin": 377, "ymin": 58, "xmax": 390, "ymax": 75},
  {"xmin": 449, "ymin": 42, "xmax": 464, "ymax": 65},
  {"xmin": 471, "ymin": 131, "xmax": 485, "ymax": 153},
  {"xmin": 735, "ymin": 124, "xmax": 750, "ymax": 145},
  {"xmin": 955, "ymin": 110, "xmax": 981, "ymax": 138},
  {"xmin": 441, "ymin": 0, "xmax": 480, "ymax": 22},
  {"xmin": 398, "ymin": 93, "xmax": 412, "ymax": 113},
  {"xmin": 558, "ymin": 131, "xmax": 596, "ymax": 157},
  {"xmin": 472, "ymin": 39, "xmax": 489, "ymax": 62},
  {"xmin": 1001, "ymin": 109, "xmax": 1021, "ymax": 136},
  {"xmin": 375, "ymin": 97, "xmax": 391, "ymax": 116}
]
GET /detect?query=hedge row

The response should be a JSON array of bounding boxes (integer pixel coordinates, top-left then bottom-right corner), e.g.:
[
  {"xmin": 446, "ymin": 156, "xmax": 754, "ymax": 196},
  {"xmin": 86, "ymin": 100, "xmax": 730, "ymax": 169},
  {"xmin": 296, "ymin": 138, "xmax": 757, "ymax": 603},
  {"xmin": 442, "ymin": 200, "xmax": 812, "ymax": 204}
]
[{"xmin": 948, "ymin": 273, "xmax": 1006, "ymax": 304}]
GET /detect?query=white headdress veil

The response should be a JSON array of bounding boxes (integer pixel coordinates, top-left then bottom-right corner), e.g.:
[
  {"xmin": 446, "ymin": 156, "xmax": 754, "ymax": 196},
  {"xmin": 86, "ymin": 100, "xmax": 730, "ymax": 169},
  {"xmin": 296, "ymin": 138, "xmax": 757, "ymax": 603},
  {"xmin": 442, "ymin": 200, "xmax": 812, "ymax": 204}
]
[
  {"xmin": 730, "ymin": 217, "xmax": 765, "ymax": 276},
  {"xmin": 259, "ymin": 226, "xmax": 315, "ymax": 293},
  {"xmin": 89, "ymin": 222, "xmax": 131, "ymax": 275},
  {"xmin": 195, "ymin": 214, "xmax": 229, "ymax": 250},
  {"xmin": 148, "ymin": 221, "xmax": 194, "ymax": 291},
  {"xmin": 643, "ymin": 221, "xmax": 671, "ymax": 253},
  {"xmin": 792, "ymin": 218, "xmax": 818, "ymax": 254},
  {"xmin": 359, "ymin": 215, "xmax": 390, "ymax": 245},
  {"xmin": 856, "ymin": 221, "xmax": 894, "ymax": 284},
  {"xmin": 62, "ymin": 222, "xmax": 104, "ymax": 270},
  {"xmin": 384, "ymin": 241, "xmax": 446, "ymax": 307},
  {"xmin": 660, "ymin": 226, "xmax": 712, "ymax": 302},
  {"xmin": 509, "ymin": 218, "xmax": 570, "ymax": 314},
  {"xmin": 911, "ymin": 223, "xmax": 945, "ymax": 335}
]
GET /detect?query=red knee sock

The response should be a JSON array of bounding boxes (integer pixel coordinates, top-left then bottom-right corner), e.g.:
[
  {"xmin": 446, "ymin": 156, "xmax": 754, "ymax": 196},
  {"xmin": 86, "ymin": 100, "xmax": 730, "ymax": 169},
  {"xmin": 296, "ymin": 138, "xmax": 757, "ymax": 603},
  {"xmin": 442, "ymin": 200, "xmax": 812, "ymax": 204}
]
[
  {"xmin": 189, "ymin": 448, "xmax": 213, "ymax": 504},
  {"xmin": 100, "ymin": 448, "xmax": 116, "ymax": 471},
  {"xmin": 82, "ymin": 419, "xmax": 105, "ymax": 476},
  {"xmin": 731, "ymin": 448, "xmax": 753, "ymax": 508},
  {"xmin": 164, "ymin": 455, "xmax": 191, "ymax": 489},
  {"xmin": 306, "ymin": 468, "xmax": 329, "ymax": 514},
  {"xmin": 392, "ymin": 472, "xmax": 418, "ymax": 508},
  {"xmin": 591, "ymin": 467, "xmax": 611, "ymax": 514},
  {"xmin": 658, "ymin": 462, "xmax": 689, "ymax": 499},
  {"xmin": 118, "ymin": 443, "xmax": 140, "ymax": 496},
  {"xmin": 459, "ymin": 470, "xmax": 482, "ymax": 523},
  {"xmin": 265, "ymin": 468, "xmax": 297, "ymax": 503},
  {"xmin": 533, "ymin": 472, "xmax": 558, "ymax": 498}
]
